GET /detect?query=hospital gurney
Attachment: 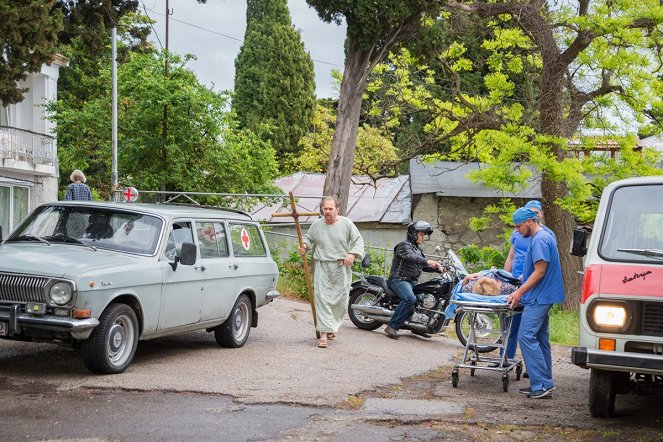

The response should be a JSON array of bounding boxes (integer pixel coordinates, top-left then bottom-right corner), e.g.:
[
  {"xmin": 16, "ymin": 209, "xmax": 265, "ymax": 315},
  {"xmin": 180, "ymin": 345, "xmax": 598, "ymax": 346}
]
[{"xmin": 451, "ymin": 300, "xmax": 523, "ymax": 392}]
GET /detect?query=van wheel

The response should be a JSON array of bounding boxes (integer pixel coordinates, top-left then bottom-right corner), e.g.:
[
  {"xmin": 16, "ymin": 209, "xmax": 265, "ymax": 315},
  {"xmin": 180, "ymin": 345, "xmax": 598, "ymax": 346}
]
[
  {"xmin": 215, "ymin": 294, "xmax": 252, "ymax": 348},
  {"xmin": 80, "ymin": 303, "xmax": 138, "ymax": 374},
  {"xmin": 589, "ymin": 369, "xmax": 616, "ymax": 417}
]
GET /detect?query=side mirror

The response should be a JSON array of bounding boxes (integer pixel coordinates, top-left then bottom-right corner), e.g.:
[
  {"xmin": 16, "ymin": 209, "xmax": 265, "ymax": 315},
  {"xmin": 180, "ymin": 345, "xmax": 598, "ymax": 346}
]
[
  {"xmin": 361, "ymin": 252, "xmax": 371, "ymax": 268},
  {"xmin": 570, "ymin": 227, "xmax": 589, "ymax": 257},
  {"xmin": 169, "ymin": 242, "xmax": 197, "ymax": 270}
]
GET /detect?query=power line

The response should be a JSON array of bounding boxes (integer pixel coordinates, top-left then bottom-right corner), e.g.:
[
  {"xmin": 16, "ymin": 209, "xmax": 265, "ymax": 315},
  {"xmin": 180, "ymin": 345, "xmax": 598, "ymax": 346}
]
[{"xmin": 144, "ymin": 7, "xmax": 344, "ymax": 68}]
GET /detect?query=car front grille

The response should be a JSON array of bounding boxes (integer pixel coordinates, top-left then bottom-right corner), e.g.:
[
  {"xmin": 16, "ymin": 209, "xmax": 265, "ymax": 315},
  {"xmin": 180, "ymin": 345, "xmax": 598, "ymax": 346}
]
[
  {"xmin": 643, "ymin": 302, "xmax": 663, "ymax": 337},
  {"xmin": 0, "ymin": 272, "xmax": 49, "ymax": 304}
]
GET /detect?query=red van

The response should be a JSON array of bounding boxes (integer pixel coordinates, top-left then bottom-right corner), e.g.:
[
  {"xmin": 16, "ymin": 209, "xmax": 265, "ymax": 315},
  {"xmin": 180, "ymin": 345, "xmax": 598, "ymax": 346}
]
[{"xmin": 571, "ymin": 176, "xmax": 663, "ymax": 417}]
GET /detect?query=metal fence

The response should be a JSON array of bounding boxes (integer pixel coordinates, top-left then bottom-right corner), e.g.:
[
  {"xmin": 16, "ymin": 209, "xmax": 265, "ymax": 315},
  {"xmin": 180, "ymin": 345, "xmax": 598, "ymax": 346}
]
[{"xmin": 0, "ymin": 126, "xmax": 55, "ymax": 165}]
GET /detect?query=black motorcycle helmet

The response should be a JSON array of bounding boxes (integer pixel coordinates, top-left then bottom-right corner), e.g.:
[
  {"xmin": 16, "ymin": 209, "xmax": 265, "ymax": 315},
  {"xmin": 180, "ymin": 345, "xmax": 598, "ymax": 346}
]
[{"xmin": 406, "ymin": 221, "xmax": 433, "ymax": 243}]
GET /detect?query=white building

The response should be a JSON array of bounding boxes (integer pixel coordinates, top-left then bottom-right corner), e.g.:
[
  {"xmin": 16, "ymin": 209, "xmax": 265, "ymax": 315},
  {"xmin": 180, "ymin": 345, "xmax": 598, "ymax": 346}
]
[{"xmin": 0, "ymin": 54, "xmax": 68, "ymax": 236}]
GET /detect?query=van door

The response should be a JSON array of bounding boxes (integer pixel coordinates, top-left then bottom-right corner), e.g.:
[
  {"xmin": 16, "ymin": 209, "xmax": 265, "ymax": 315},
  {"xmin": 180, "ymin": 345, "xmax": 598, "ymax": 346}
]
[
  {"xmin": 195, "ymin": 221, "xmax": 238, "ymax": 321},
  {"xmin": 158, "ymin": 221, "xmax": 204, "ymax": 329}
]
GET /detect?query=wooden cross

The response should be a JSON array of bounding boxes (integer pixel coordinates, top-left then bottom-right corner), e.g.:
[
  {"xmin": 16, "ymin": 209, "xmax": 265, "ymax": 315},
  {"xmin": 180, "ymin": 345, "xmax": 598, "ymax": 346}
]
[{"xmin": 271, "ymin": 192, "xmax": 321, "ymax": 338}]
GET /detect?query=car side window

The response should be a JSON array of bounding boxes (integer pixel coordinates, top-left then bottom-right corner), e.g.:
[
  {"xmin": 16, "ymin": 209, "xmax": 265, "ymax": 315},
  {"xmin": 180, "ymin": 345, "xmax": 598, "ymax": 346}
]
[
  {"xmin": 165, "ymin": 221, "xmax": 194, "ymax": 259},
  {"xmin": 196, "ymin": 221, "xmax": 229, "ymax": 259},
  {"xmin": 229, "ymin": 223, "xmax": 267, "ymax": 257}
]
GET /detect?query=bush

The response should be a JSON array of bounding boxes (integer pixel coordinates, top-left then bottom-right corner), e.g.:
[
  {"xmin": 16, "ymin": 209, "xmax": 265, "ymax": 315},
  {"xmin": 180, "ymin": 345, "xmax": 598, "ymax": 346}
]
[{"xmin": 274, "ymin": 245, "xmax": 390, "ymax": 300}]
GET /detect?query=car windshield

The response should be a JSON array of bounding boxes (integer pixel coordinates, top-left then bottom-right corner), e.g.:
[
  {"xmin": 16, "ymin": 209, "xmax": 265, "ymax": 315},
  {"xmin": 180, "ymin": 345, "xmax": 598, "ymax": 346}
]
[
  {"xmin": 599, "ymin": 184, "xmax": 663, "ymax": 264},
  {"xmin": 6, "ymin": 205, "xmax": 164, "ymax": 255}
]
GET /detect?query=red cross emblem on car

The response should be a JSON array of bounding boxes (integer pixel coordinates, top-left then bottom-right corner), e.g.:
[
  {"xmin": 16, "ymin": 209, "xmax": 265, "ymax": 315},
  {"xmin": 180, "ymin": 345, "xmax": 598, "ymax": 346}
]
[
  {"xmin": 122, "ymin": 187, "xmax": 139, "ymax": 202},
  {"xmin": 241, "ymin": 228, "xmax": 250, "ymax": 250}
]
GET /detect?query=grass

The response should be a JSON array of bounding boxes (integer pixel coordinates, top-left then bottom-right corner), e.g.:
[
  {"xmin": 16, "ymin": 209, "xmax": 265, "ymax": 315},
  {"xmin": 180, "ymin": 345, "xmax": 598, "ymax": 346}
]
[{"xmin": 549, "ymin": 306, "xmax": 579, "ymax": 346}]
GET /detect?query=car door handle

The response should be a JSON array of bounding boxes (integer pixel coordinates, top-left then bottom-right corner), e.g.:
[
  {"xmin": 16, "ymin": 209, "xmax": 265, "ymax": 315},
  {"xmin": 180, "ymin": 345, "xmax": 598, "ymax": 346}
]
[
  {"xmin": 194, "ymin": 265, "xmax": 206, "ymax": 271},
  {"xmin": 229, "ymin": 264, "xmax": 239, "ymax": 270}
]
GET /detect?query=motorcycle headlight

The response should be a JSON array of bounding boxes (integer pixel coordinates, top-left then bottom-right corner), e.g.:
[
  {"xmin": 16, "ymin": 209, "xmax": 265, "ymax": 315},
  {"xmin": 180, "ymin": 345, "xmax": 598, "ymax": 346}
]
[{"xmin": 49, "ymin": 282, "xmax": 73, "ymax": 305}]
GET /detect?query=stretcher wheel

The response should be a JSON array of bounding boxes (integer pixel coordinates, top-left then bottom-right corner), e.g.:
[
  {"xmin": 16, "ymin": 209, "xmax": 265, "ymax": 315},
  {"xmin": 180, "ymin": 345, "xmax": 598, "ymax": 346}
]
[
  {"xmin": 515, "ymin": 364, "xmax": 522, "ymax": 381},
  {"xmin": 502, "ymin": 375, "xmax": 509, "ymax": 392},
  {"xmin": 452, "ymin": 371, "xmax": 459, "ymax": 388}
]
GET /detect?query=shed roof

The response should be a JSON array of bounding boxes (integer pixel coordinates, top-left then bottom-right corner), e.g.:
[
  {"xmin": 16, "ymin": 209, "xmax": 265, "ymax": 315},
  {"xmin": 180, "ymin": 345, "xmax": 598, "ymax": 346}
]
[
  {"xmin": 409, "ymin": 158, "xmax": 541, "ymax": 198},
  {"xmin": 251, "ymin": 172, "xmax": 411, "ymax": 224}
]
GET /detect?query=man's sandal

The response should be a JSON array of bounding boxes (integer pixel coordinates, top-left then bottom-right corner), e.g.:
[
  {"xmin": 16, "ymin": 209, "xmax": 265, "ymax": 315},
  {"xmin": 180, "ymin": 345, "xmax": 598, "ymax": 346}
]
[
  {"xmin": 317, "ymin": 339, "xmax": 328, "ymax": 348},
  {"xmin": 328, "ymin": 333, "xmax": 336, "ymax": 340}
]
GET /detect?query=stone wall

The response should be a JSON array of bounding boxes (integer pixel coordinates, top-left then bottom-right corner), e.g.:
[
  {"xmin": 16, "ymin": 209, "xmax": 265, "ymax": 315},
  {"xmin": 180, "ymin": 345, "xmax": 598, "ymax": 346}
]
[{"xmin": 413, "ymin": 194, "xmax": 529, "ymax": 255}]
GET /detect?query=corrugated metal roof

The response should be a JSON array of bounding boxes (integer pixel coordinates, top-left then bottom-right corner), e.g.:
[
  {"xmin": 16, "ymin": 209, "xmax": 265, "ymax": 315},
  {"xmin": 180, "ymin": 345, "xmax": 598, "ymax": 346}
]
[
  {"xmin": 251, "ymin": 172, "xmax": 411, "ymax": 224},
  {"xmin": 409, "ymin": 158, "xmax": 541, "ymax": 198}
]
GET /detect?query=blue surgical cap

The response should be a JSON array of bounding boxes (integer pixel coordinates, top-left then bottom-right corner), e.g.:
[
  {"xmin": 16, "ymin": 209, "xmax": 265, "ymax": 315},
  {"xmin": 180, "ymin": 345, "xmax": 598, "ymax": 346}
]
[
  {"xmin": 525, "ymin": 200, "xmax": 542, "ymax": 211},
  {"xmin": 512, "ymin": 207, "xmax": 537, "ymax": 225}
]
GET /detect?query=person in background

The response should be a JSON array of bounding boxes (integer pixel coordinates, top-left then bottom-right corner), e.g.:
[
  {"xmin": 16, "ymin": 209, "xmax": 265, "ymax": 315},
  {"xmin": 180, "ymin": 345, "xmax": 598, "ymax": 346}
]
[
  {"xmin": 300, "ymin": 197, "xmax": 365, "ymax": 349},
  {"xmin": 507, "ymin": 207, "xmax": 564, "ymax": 399},
  {"xmin": 64, "ymin": 169, "xmax": 92, "ymax": 201}
]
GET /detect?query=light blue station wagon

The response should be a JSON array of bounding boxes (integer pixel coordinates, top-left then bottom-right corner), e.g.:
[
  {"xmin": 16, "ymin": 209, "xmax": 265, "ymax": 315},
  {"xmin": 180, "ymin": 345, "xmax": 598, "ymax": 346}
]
[{"xmin": 0, "ymin": 201, "xmax": 279, "ymax": 374}]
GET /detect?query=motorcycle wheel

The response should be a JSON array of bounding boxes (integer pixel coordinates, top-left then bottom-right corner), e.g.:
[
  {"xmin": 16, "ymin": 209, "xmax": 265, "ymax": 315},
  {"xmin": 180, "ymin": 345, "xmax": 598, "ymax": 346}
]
[
  {"xmin": 455, "ymin": 310, "xmax": 501, "ymax": 353},
  {"xmin": 348, "ymin": 289, "xmax": 384, "ymax": 331}
]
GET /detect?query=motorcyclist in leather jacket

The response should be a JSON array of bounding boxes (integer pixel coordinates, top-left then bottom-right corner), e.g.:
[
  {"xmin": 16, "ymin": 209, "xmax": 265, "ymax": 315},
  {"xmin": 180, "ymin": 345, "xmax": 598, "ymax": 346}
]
[{"xmin": 385, "ymin": 221, "xmax": 443, "ymax": 339}]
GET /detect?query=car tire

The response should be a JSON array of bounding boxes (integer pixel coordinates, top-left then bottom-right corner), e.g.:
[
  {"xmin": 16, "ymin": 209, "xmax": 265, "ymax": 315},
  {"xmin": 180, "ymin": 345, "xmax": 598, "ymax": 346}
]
[
  {"xmin": 80, "ymin": 303, "xmax": 139, "ymax": 374},
  {"xmin": 214, "ymin": 294, "xmax": 252, "ymax": 348},
  {"xmin": 589, "ymin": 368, "xmax": 616, "ymax": 417}
]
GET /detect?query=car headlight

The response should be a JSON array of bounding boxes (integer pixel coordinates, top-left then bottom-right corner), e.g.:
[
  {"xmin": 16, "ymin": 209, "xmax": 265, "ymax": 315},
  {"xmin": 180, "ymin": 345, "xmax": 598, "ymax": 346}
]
[
  {"xmin": 49, "ymin": 282, "xmax": 73, "ymax": 305},
  {"xmin": 593, "ymin": 305, "xmax": 627, "ymax": 327},
  {"xmin": 587, "ymin": 301, "xmax": 632, "ymax": 333}
]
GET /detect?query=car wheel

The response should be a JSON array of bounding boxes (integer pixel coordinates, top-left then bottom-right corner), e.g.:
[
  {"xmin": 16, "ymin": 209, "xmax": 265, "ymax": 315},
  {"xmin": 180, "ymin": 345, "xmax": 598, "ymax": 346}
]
[
  {"xmin": 80, "ymin": 303, "xmax": 138, "ymax": 374},
  {"xmin": 589, "ymin": 368, "xmax": 616, "ymax": 417},
  {"xmin": 214, "ymin": 294, "xmax": 252, "ymax": 348}
]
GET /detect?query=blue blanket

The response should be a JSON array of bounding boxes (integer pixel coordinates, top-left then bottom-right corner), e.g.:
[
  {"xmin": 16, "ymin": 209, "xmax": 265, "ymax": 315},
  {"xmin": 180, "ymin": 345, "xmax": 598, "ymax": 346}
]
[{"xmin": 443, "ymin": 281, "xmax": 508, "ymax": 319}]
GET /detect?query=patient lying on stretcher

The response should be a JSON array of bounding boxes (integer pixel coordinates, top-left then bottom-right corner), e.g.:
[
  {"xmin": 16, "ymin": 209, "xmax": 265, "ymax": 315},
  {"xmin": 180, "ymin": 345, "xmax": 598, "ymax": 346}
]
[{"xmin": 444, "ymin": 269, "xmax": 520, "ymax": 319}]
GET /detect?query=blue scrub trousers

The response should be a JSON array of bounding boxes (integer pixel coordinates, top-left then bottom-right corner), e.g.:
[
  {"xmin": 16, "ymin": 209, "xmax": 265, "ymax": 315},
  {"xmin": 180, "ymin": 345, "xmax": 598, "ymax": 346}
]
[{"xmin": 517, "ymin": 303, "xmax": 554, "ymax": 391}]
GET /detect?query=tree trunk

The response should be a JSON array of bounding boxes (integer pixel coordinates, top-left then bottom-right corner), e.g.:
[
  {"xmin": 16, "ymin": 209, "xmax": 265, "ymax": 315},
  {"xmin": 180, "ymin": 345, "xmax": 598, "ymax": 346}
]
[
  {"xmin": 323, "ymin": 40, "xmax": 372, "ymax": 215},
  {"xmin": 538, "ymin": 67, "xmax": 584, "ymax": 310}
]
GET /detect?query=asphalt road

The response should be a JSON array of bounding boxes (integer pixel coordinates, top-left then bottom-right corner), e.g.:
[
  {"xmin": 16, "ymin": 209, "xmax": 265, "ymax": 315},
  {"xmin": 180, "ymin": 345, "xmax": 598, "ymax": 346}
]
[{"xmin": 2, "ymin": 297, "xmax": 663, "ymax": 441}]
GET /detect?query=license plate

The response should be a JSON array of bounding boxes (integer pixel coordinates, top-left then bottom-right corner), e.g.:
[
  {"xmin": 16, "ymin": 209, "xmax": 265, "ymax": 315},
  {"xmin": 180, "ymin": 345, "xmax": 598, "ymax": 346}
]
[{"xmin": 0, "ymin": 322, "xmax": 6, "ymax": 337}]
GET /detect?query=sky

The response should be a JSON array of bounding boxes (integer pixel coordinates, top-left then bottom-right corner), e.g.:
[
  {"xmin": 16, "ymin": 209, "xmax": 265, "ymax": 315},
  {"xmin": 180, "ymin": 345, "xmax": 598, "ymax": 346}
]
[{"xmin": 140, "ymin": 0, "xmax": 347, "ymax": 98}]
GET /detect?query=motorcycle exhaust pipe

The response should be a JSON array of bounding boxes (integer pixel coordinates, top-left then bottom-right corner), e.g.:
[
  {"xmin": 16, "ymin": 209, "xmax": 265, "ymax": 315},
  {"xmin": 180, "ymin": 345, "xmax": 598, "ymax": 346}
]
[{"xmin": 350, "ymin": 304, "xmax": 393, "ymax": 317}]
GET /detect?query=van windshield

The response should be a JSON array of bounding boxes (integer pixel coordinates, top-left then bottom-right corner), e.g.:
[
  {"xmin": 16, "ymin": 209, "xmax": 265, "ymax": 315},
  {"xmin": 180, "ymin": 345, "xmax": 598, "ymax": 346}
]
[
  {"xmin": 599, "ymin": 184, "xmax": 663, "ymax": 263},
  {"xmin": 6, "ymin": 205, "xmax": 164, "ymax": 256}
]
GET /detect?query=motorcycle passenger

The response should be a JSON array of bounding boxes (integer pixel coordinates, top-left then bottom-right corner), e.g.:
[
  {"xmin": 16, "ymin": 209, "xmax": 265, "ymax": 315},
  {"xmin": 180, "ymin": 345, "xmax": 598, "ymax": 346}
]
[{"xmin": 385, "ymin": 221, "xmax": 444, "ymax": 340}]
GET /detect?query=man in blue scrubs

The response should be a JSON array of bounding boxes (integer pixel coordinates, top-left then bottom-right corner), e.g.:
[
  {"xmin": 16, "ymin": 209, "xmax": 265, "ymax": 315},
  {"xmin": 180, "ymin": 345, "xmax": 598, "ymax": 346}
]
[{"xmin": 507, "ymin": 207, "xmax": 564, "ymax": 399}]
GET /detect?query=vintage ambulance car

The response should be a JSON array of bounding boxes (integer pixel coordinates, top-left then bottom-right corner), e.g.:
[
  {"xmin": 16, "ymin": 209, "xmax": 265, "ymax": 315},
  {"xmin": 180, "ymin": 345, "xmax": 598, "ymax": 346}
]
[
  {"xmin": 0, "ymin": 201, "xmax": 279, "ymax": 374},
  {"xmin": 571, "ymin": 176, "xmax": 663, "ymax": 417}
]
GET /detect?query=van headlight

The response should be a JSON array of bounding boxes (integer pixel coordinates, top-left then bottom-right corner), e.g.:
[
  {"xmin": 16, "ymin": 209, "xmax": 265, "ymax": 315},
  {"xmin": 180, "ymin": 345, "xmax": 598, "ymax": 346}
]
[
  {"xmin": 49, "ymin": 282, "xmax": 73, "ymax": 305},
  {"xmin": 588, "ymin": 301, "xmax": 631, "ymax": 332}
]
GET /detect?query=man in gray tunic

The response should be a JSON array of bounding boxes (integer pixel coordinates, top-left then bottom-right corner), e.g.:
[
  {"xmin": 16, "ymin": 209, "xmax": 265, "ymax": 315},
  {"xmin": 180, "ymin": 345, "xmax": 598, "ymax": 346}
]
[{"xmin": 300, "ymin": 197, "xmax": 364, "ymax": 348}]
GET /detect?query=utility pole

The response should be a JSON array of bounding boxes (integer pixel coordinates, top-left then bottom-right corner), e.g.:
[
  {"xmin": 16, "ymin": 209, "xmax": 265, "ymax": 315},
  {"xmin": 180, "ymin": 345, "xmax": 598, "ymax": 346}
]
[
  {"xmin": 111, "ymin": 27, "xmax": 118, "ymax": 200},
  {"xmin": 161, "ymin": 0, "xmax": 172, "ymax": 192}
]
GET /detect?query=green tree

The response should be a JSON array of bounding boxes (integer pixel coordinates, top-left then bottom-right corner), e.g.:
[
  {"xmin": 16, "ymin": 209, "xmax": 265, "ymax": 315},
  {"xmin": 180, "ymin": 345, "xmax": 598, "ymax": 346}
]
[
  {"xmin": 0, "ymin": 0, "xmax": 137, "ymax": 105},
  {"xmin": 305, "ymin": 0, "xmax": 443, "ymax": 214},
  {"xmin": 233, "ymin": 0, "xmax": 316, "ymax": 167},
  {"xmin": 49, "ymin": 50, "xmax": 278, "ymax": 201},
  {"xmin": 362, "ymin": 1, "xmax": 663, "ymax": 307},
  {"xmin": 292, "ymin": 104, "xmax": 400, "ymax": 177}
]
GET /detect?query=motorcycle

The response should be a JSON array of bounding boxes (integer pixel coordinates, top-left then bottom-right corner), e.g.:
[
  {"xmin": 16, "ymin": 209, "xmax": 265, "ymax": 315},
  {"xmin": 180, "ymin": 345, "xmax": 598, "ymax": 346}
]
[{"xmin": 348, "ymin": 249, "xmax": 503, "ymax": 352}]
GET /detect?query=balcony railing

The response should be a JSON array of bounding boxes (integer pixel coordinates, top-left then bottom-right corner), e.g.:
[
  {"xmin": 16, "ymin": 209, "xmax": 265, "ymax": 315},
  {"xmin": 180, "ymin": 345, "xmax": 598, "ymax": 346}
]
[{"xmin": 0, "ymin": 126, "xmax": 55, "ymax": 166}]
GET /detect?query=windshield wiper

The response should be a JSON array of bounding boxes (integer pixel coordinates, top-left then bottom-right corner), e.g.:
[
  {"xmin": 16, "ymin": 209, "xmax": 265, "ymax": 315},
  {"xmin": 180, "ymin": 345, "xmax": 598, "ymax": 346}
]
[
  {"xmin": 617, "ymin": 248, "xmax": 663, "ymax": 259},
  {"xmin": 44, "ymin": 234, "xmax": 97, "ymax": 251},
  {"xmin": 9, "ymin": 235, "xmax": 51, "ymax": 245}
]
